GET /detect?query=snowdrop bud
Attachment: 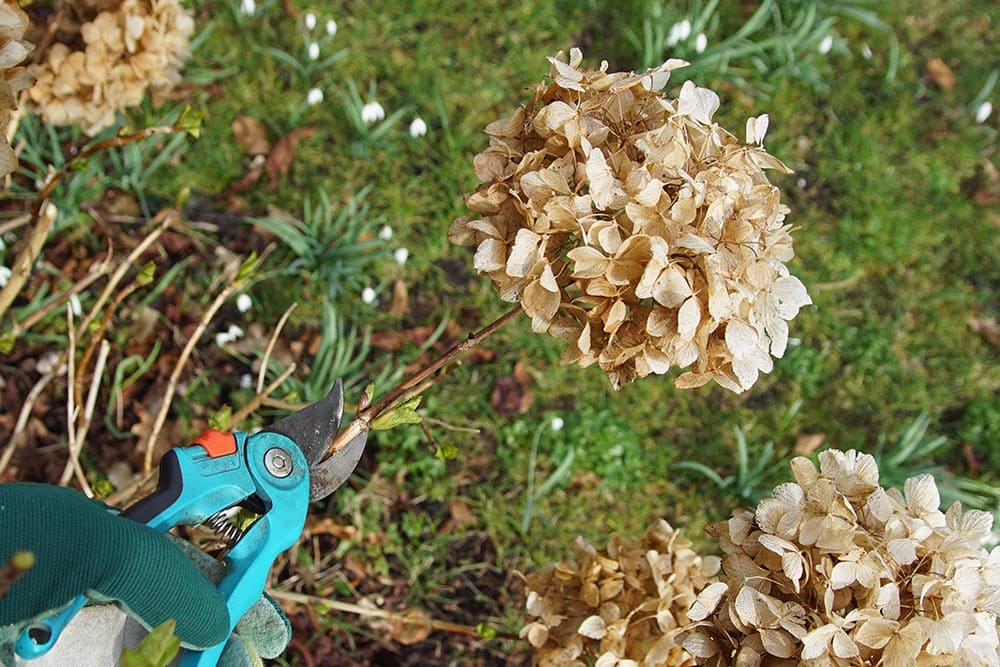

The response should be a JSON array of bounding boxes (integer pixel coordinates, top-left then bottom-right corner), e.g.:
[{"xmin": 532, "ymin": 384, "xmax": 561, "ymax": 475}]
[
  {"xmin": 361, "ymin": 101, "xmax": 386, "ymax": 125},
  {"xmin": 0, "ymin": 266, "xmax": 10, "ymax": 288},
  {"xmin": 393, "ymin": 247, "xmax": 409, "ymax": 265},
  {"xmin": 818, "ymin": 34, "xmax": 833, "ymax": 55},
  {"xmin": 694, "ymin": 33, "xmax": 707, "ymax": 53},
  {"xmin": 240, "ymin": 373, "xmax": 253, "ymax": 389},
  {"xmin": 861, "ymin": 43, "xmax": 873, "ymax": 60},
  {"xmin": 37, "ymin": 351, "xmax": 61, "ymax": 375},
  {"xmin": 69, "ymin": 294, "xmax": 82, "ymax": 317},
  {"xmin": 551, "ymin": 416, "xmax": 564, "ymax": 432},
  {"xmin": 308, "ymin": 41, "xmax": 320, "ymax": 60},
  {"xmin": 975, "ymin": 101, "xmax": 993, "ymax": 124},
  {"xmin": 379, "ymin": 225, "xmax": 393, "ymax": 240},
  {"xmin": 240, "ymin": 0, "xmax": 255, "ymax": 16},
  {"xmin": 326, "ymin": 19, "xmax": 337, "ymax": 36},
  {"xmin": 215, "ymin": 331, "xmax": 232, "ymax": 346},
  {"xmin": 228, "ymin": 324, "xmax": 245, "ymax": 340},
  {"xmin": 236, "ymin": 293, "xmax": 253, "ymax": 313},
  {"xmin": 409, "ymin": 117, "xmax": 428, "ymax": 138},
  {"xmin": 361, "ymin": 286, "xmax": 377, "ymax": 304},
  {"xmin": 667, "ymin": 19, "xmax": 691, "ymax": 46},
  {"xmin": 307, "ymin": 87, "xmax": 324, "ymax": 106},
  {"xmin": 304, "ymin": 12, "xmax": 316, "ymax": 30}
]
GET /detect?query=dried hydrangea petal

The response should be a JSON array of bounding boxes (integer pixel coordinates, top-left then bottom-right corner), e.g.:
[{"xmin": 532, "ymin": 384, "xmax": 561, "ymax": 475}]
[{"xmin": 454, "ymin": 49, "xmax": 809, "ymax": 393}]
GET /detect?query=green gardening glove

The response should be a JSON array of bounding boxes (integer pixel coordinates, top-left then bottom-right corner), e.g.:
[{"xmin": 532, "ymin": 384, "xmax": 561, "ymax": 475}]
[{"xmin": 0, "ymin": 483, "xmax": 290, "ymax": 666}]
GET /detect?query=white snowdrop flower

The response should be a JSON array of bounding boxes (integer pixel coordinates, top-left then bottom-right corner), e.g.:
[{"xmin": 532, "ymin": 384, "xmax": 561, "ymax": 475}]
[
  {"xmin": 37, "ymin": 351, "xmax": 61, "ymax": 375},
  {"xmin": 409, "ymin": 117, "xmax": 427, "ymax": 138},
  {"xmin": 361, "ymin": 101, "xmax": 385, "ymax": 125},
  {"xmin": 215, "ymin": 331, "xmax": 232, "ymax": 346},
  {"xmin": 239, "ymin": 0, "xmax": 255, "ymax": 16},
  {"xmin": 69, "ymin": 294, "xmax": 82, "ymax": 317},
  {"xmin": 694, "ymin": 32, "xmax": 707, "ymax": 53},
  {"xmin": 0, "ymin": 266, "xmax": 10, "ymax": 288},
  {"xmin": 308, "ymin": 41, "xmax": 320, "ymax": 60},
  {"xmin": 796, "ymin": 177, "xmax": 807, "ymax": 188},
  {"xmin": 819, "ymin": 34, "xmax": 834, "ymax": 55},
  {"xmin": 861, "ymin": 43, "xmax": 873, "ymax": 59},
  {"xmin": 304, "ymin": 12, "xmax": 316, "ymax": 30},
  {"xmin": 975, "ymin": 101, "xmax": 993, "ymax": 124},
  {"xmin": 307, "ymin": 87, "xmax": 324, "ymax": 106},
  {"xmin": 379, "ymin": 225, "xmax": 393, "ymax": 240},
  {"xmin": 227, "ymin": 324, "xmax": 245, "ymax": 340},
  {"xmin": 787, "ymin": 337, "xmax": 802, "ymax": 348},
  {"xmin": 361, "ymin": 286, "xmax": 377, "ymax": 304},
  {"xmin": 551, "ymin": 416, "xmax": 564, "ymax": 432},
  {"xmin": 240, "ymin": 373, "xmax": 254, "ymax": 389},
  {"xmin": 393, "ymin": 247, "xmax": 409, "ymax": 265},
  {"xmin": 667, "ymin": 19, "xmax": 691, "ymax": 46},
  {"xmin": 236, "ymin": 293, "xmax": 253, "ymax": 313},
  {"xmin": 326, "ymin": 19, "xmax": 337, "ymax": 36}
]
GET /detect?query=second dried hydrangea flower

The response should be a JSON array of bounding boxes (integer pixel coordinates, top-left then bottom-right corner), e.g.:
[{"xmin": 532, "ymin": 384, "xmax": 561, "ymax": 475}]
[{"xmin": 450, "ymin": 49, "xmax": 810, "ymax": 392}]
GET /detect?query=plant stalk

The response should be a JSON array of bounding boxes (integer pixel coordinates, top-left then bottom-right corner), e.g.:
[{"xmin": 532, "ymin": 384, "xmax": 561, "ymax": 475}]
[{"xmin": 323, "ymin": 305, "xmax": 523, "ymax": 459}]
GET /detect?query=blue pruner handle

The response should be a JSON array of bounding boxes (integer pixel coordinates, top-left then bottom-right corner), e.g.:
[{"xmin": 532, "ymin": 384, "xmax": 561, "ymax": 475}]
[{"xmin": 14, "ymin": 594, "xmax": 87, "ymax": 659}]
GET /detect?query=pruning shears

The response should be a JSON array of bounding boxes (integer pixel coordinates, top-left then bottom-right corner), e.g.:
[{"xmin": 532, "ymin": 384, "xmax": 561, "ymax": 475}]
[{"xmin": 15, "ymin": 379, "xmax": 367, "ymax": 666}]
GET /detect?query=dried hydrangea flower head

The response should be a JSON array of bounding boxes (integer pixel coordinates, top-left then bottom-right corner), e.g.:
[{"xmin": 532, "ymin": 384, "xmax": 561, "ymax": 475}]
[
  {"xmin": 683, "ymin": 449, "xmax": 1000, "ymax": 666},
  {"xmin": 27, "ymin": 0, "xmax": 194, "ymax": 135},
  {"xmin": 450, "ymin": 48, "xmax": 810, "ymax": 392},
  {"xmin": 519, "ymin": 520, "xmax": 721, "ymax": 666},
  {"xmin": 0, "ymin": 0, "xmax": 34, "ymax": 178}
]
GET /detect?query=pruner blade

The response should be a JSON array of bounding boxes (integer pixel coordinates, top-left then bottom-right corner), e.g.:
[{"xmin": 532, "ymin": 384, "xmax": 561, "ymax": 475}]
[{"xmin": 264, "ymin": 378, "xmax": 368, "ymax": 500}]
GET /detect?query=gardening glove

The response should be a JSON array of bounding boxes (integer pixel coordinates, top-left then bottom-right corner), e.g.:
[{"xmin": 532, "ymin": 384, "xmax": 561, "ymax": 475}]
[{"xmin": 0, "ymin": 483, "xmax": 291, "ymax": 666}]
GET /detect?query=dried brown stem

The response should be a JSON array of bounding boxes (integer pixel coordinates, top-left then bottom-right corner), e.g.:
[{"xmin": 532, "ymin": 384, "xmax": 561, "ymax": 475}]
[
  {"xmin": 0, "ymin": 126, "xmax": 180, "ymax": 324},
  {"xmin": 225, "ymin": 363, "xmax": 297, "ymax": 430},
  {"xmin": 0, "ymin": 364, "xmax": 64, "ymax": 477},
  {"xmin": 257, "ymin": 302, "xmax": 298, "ymax": 394},
  {"xmin": 268, "ymin": 589, "xmax": 519, "ymax": 641},
  {"xmin": 142, "ymin": 267, "xmax": 244, "ymax": 472},
  {"xmin": 324, "ymin": 305, "xmax": 523, "ymax": 459}
]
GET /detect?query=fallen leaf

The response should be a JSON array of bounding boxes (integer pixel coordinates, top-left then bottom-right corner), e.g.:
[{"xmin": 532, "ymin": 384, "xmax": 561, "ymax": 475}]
[
  {"xmin": 466, "ymin": 347, "xmax": 497, "ymax": 365},
  {"xmin": 794, "ymin": 433, "xmax": 825, "ymax": 455},
  {"xmin": 231, "ymin": 116, "xmax": 272, "ymax": 155},
  {"xmin": 388, "ymin": 608, "xmax": 433, "ymax": 646},
  {"xmin": 491, "ymin": 374, "xmax": 533, "ymax": 416},
  {"xmin": 389, "ymin": 279, "xmax": 409, "ymax": 317},
  {"xmin": 371, "ymin": 325, "xmax": 439, "ymax": 352},
  {"xmin": 924, "ymin": 57, "xmax": 955, "ymax": 89},
  {"xmin": 968, "ymin": 316, "xmax": 1000, "ymax": 348},
  {"xmin": 265, "ymin": 126, "xmax": 317, "ymax": 190}
]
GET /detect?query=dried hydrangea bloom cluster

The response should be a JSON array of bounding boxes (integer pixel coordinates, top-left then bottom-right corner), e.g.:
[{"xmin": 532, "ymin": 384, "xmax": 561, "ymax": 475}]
[
  {"xmin": 683, "ymin": 449, "xmax": 1000, "ymax": 666},
  {"xmin": 519, "ymin": 520, "xmax": 720, "ymax": 666},
  {"xmin": 449, "ymin": 48, "xmax": 810, "ymax": 391},
  {"xmin": 0, "ymin": 0, "xmax": 33, "ymax": 178},
  {"xmin": 27, "ymin": 0, "xmax": 194, "ymax": 135}
]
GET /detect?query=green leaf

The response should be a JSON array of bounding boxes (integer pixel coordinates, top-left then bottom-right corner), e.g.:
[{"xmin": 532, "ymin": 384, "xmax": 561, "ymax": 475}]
[
  {"xmin": 209, "ymin": 405, "xmax": 231, "ymax": 430},
  {"xmin": 175, "ymin": 106, "xmax": 205, "ymax": 138},
  {"xmin": 476, "ymin": 623, "xmax": 497, "ymax": 640},
  {"xmin": 434, "ymin": 442, "xmax": 458, "ymax": 461},
  {"xmin": 0, "ymin": 333, "xmax": 14, "ymax": 355},
  {"xmin": 370, "ymin": 396, "xmax": 423, "ymax": 431},
  {"xmin": 235, "ymin": 251, "xmax": 259, "ymax": 285},
  {"xmin": 120, "ymin": 619, "xmax": 180, "ymax": 667},
  {"xmin": 136, "ymin": 262, "xmax": 156, "ymax": 287},
  {"xmin": 92, "ymin": 480, "xmax": 115, "ymax": 498}
]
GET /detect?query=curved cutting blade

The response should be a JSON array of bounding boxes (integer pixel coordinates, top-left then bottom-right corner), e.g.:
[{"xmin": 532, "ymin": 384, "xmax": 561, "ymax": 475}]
[
  {"xmin": 306, "ymin": 428, "xmax": 368, "ymax": 500},
  {"xmin": 265, "ymin": 379, "xmax": 344, "ymax": 467}
]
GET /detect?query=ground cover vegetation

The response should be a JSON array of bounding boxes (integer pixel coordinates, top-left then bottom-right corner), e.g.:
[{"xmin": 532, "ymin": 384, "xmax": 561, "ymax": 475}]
[{"xmin": 1, "ymin": 0, "xmax": 998, "ymax": 664}]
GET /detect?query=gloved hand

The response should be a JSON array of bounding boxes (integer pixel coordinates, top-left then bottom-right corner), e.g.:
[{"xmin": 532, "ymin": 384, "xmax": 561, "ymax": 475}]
[{"xmin": 0, "ymin": 483, "xmax": 291, "ymax": 666}]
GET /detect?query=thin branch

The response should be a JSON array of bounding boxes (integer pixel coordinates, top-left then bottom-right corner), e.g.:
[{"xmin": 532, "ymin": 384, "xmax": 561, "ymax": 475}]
[
  {"xmin": 0, "ymin": 363, "xmax": 64, "ymax": 477},
  {"xmin": 61, "ymin": 306, "xmax": 93, "ymax": 496},
  {"xmin": 226, "ymin": 363, "xmax": 297, "ymax": 430},
  {"xmin": 0, "ymin": 125, "xmax": 180, "ymax": 324},
  {"xmin": 267, "ymin": 589, "xmax": 519, "ymax": 641},
  {"xmin": 324, "ymin": 305, "xmax": 522, "ymax": 460},
  {"xmin": 61, "ymin": 339, "xmax": 108, "ymax": 490},
  {"xmin": 257, "ymin": 302, "xmax": 298, "ymax": 394},
  {"xmin": 142, "ymin": 273, "xmax": 242, "ymax": 472}
]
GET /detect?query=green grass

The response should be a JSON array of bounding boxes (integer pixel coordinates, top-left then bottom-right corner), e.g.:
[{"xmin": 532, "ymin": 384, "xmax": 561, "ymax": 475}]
[{"xmin": 6, "ymin": 0, "xmax": 1000, "ymax": 660}]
